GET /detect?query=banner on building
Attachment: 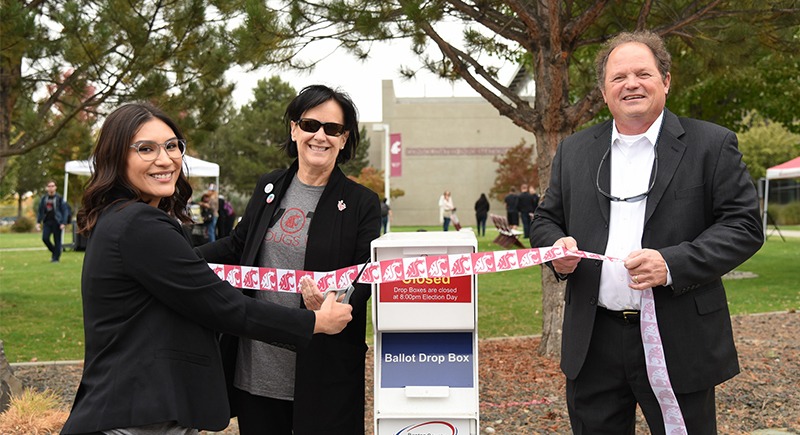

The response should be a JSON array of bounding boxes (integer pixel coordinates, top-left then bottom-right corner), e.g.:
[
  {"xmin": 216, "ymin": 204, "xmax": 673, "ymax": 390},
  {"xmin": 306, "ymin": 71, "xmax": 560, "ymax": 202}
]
[{"xmin": 390, "ymin": 133, "xmax": 402, "ymax": 177}]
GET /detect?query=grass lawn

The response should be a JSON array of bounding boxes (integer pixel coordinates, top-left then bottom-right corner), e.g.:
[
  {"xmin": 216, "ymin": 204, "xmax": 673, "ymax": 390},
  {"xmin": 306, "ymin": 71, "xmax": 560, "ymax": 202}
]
[{"xmin": 1, "ymin": 229, "xmax": 797, "ymax": 362}]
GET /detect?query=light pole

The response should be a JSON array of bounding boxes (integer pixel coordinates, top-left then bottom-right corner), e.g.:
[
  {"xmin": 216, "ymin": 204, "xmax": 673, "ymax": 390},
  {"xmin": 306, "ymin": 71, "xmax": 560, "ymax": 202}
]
[{"xmin": 372, "ymin": 123, "xmax": 390, "ymax": 233}]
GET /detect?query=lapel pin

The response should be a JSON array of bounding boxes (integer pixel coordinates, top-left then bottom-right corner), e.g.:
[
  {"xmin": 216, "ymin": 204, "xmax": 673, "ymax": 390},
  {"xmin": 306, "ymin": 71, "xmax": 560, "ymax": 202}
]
[
  {"xmin": 266, "ymin": 193, "xmax": 275, "ymax": 204},
  {"xmin": 264, "ymin": 183, "xmax": 274, "ymax": 194},
  {"xmin": 337, "ymin": 200, "xmax": 346, "ymax": 212}
]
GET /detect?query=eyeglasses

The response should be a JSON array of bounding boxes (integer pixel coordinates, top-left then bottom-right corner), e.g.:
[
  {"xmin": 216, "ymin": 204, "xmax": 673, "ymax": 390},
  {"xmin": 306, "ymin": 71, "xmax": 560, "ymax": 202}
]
[
  {"xmin": 130, "ymin": 139, "xmax": 186, "ymax": 162},
  {"xmin": 296, "ymin": 118, "xmax": 346, "ymax": 137},
  {"xmin": 596, "ymin": 145, "xmax": 658, "ymax": 203}
]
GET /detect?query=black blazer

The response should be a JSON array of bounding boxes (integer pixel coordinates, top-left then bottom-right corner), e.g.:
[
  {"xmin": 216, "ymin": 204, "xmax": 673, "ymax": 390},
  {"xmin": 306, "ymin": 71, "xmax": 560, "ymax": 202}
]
[
  {"xmin": 196, "ymin": 160, "xmax": 381, "ymax": 434},
  {"xmin": 61, "ymin": 202, "xmax": 315, "ymax": 434},
  {"xmin": 531, "ymin": 109, "xmax": 763, "ymax": 393}
]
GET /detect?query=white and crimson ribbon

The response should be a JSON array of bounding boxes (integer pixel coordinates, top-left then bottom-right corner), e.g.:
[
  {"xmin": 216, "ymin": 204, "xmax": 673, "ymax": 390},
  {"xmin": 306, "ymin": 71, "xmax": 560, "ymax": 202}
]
[{"xmin": 209, "ymin": 245, "xmax": 685, "ymax": 432}]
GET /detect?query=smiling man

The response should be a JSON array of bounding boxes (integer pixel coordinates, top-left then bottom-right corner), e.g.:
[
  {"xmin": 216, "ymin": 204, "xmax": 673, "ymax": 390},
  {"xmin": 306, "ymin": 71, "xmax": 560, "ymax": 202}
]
[{"xmin": 531, "ymin": 31, "xmax": 762, "ymax": 434}]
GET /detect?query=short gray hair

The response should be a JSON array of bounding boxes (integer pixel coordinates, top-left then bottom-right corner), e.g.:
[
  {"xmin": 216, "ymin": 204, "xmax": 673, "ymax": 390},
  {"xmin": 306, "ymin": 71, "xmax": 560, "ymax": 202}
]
[{"xmin": 595, "ymin": 30, "xmax": 672, "ymax": 89}]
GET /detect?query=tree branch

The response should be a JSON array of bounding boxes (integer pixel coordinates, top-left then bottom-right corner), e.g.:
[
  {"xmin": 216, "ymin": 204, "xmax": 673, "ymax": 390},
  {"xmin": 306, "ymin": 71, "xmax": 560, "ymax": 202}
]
[
  {"xmin": 563, "ymin": 0, "xmax": 611, "ymax": 43},
  {"xmin": 417, "ymin": 20, "xmax": 538, "ymax": 128}
]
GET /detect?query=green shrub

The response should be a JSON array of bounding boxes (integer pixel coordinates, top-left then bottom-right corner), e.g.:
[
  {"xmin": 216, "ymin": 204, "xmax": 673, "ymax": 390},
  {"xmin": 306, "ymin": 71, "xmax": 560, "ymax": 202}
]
[
  {"xmin": 775, "ymin": 201, "xmax": 800, "ymax": 225},
  {"xmin": 10, "ymin": 216, "xmax": 34, "ymax": 233}
]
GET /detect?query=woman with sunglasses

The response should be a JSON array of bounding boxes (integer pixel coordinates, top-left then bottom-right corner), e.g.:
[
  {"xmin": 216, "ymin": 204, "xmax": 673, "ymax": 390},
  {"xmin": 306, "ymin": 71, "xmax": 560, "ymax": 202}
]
[
  {"xmin": 61, "ymin": 103, "xmax": 353, "ymax": 435},
  {"xmin": 196, "ymin": 84, "xmax": 381, "ymax": 434}
]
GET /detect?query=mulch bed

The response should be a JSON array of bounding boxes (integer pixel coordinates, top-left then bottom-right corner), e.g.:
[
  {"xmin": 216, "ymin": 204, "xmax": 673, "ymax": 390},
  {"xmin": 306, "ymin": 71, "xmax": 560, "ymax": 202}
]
[{"xmin": 12, "ymin": 311, "xmax": 798, "ymax": 434}]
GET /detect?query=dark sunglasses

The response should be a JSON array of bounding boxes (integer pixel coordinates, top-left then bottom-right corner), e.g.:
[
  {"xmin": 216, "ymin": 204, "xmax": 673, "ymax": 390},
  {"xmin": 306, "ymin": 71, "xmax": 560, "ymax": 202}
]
[
  {"xmin": 296, "ymin": 118, "xmax": 346, "ymax": 137},
  {"xmin": 596, "ymin": 145, "xmax": 658, "ymax": 203}
]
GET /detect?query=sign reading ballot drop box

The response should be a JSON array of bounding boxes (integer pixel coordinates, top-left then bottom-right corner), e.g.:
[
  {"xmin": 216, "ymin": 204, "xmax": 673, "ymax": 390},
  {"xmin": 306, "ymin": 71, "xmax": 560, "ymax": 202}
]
[{"xmin": 381, "ymin": 332, "xmax": 473, "ymax": 388}]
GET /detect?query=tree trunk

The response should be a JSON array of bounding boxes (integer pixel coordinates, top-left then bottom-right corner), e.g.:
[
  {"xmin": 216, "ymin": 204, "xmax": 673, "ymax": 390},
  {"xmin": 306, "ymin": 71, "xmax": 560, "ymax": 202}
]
[
  {"xmin": 0, "ymin": 51, "xmax": 21, "ymax": 184},
  {"xmin": 539, "ymin": 268, "xmax": 565, "ymax": 357},
  {"xmin": 533, "ymin": 103, "xmax": 572, "ymax": 358}
]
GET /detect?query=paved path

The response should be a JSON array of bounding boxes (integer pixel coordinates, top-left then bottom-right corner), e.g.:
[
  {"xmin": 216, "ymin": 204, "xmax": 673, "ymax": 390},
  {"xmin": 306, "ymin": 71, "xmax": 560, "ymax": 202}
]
[{"xmin": 765, "ymin": 229, "xmax": 800, "ymax": 239}]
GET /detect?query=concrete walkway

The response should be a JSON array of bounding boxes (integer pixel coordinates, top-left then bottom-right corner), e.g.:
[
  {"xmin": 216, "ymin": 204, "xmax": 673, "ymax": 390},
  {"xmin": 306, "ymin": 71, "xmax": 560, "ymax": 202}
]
[{"xmin": 765, "ymin": 228, "xmax": 800, "ymax": 239}]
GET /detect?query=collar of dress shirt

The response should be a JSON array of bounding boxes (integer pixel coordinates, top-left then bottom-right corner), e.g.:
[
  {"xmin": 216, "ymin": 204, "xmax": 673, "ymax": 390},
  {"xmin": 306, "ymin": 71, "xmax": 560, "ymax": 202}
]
[{"xmin": 611, "ymin": 110, "xmax": 665, "ymax": 149}]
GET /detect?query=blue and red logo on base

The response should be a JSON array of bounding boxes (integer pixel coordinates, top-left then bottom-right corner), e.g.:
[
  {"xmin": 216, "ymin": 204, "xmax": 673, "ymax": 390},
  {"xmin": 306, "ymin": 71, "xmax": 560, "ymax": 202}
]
[{"xmin": 395, "ymin": 420, "xmax": 457, "ymax": 435}]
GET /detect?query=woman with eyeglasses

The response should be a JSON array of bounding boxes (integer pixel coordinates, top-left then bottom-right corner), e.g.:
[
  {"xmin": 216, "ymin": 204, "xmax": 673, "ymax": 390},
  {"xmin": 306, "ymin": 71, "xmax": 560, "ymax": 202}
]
[
  {"xmin": 61, "ymin": 102, "xmax": 353, "ymax": 435},
  {"xmin": 196, "ymin": 84, "xmax": 381, "ymax": 434}
]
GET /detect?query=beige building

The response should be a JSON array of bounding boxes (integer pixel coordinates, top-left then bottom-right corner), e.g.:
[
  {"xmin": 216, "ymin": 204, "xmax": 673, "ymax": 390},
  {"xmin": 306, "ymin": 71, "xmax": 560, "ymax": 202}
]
[{"xmin": 362, "ymin": 80, "xmax": 536, "ymax": 227}]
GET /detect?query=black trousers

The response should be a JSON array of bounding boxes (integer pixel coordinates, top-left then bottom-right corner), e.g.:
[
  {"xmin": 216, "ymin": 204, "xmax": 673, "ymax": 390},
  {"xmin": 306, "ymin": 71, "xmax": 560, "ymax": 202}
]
[
  {"xmin": 520, "ymin": 211, "xmax": 532, "ymax": 238},
  {"xmin": 41, "ymin": 220, "xmax": 62, "ymax": 261},
  {"xmin": 234, "ymin": 387, "xmax": 294, "ymax": 435},
  {"xmin": 566, "ymin": 308, "xmax": 718, "ymax": 434}
]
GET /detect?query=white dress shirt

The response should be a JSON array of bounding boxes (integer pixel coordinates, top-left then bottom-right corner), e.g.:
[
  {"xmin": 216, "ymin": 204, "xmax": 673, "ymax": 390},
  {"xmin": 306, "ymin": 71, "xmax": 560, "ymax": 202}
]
[{"xmin": 598, "ymin": 112, "xmax": 664, "ymax": 311}]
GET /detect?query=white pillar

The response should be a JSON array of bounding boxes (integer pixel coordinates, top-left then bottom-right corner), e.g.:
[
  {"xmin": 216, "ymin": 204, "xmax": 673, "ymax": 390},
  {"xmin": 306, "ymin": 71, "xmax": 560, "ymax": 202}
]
[{"xmin": 373, "ymin": 123, "xmax": 391, "ymax": 232}]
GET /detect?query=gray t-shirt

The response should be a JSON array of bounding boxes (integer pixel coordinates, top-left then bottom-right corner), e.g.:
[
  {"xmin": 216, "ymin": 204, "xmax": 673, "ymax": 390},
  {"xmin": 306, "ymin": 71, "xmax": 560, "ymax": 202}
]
[{"xmin": 235, "ymin": 174, "xmax": 324, "ymax": 400}]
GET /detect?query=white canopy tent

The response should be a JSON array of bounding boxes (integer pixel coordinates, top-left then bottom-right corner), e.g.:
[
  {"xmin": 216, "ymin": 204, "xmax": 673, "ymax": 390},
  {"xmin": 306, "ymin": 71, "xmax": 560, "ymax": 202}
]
[
  {"xmin": 762, "ymin": 156, "xmax": 800, "ymax": 239},
  {"xmin": 63, "ymin": 155, "xmax": 219, "ymax": 205},
  {"xmin": 62, "ymin": 156, "xmax": 219, "ymax": 247}
]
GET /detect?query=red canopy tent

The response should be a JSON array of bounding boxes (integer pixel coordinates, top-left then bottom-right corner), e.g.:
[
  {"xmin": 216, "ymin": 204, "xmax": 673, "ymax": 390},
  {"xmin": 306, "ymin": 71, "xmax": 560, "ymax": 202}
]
[{"xmin": 762, "ymin": 156, "xmax": 800, "ymax": 238}]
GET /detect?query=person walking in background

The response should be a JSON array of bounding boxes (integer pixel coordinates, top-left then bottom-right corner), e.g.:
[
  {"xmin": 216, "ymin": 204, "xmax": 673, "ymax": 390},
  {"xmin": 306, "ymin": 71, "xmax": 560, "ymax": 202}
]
[
  {"xmin": 503, "ymin": 186, "xmax": 519, "ymax": 229},
  {"xmin": 35, "ymin": 180, "xmax": 69, "ymax": 263},
  {"xmin": 195, "ymin": 84, "xmax": 381, "ymax": 434},
  {"xmin": 529, "ymin": 185, "xmax": 540, "ymax": 211},
  {"xmin": 517, "ymin": 183, "xmax": 535, "ymax": 239},
  {"xmin": 198, "ymin": 192, "xmax": 214, "ymax": 243},
  {"xmin": 438, "ymin": 190, "xmax": 455, "ymax": 231},
  {"xmin": 380, "ymin": 198, "xmax": 392, "ymax": 234},
  {"xmin": 206, "ymin": 186, "xmax": 219, "ymax": 242},
  {"xmin": 61, "ymin": 102, "xmax": 352, "ymax": 435},
  {"xmin": 222, "ymin": 196, "xmax": 236, "ymax": 235},
  {"xmin": 216, "ymin": 194, "xmax": 230, "ymax": 239},
  {"xmin": 531, "ymin": 30, "xmax": 762, "ymax": 434},
  {"xmin": 474, "ymin": 193, "xmax": 490, "ymax": 237}
]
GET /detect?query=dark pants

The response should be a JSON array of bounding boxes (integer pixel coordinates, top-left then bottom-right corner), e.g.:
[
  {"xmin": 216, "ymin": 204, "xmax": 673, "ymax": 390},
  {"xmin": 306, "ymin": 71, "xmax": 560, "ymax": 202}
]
[
  {"xmin": 567, "ymin": 308, "xmax": 717, "ymax": 434},
  {"xmin": 381, "ymin": 216, "xmax": 388, "ymax": 234},
  {"xmin": 41, "ymin": 221, "xmax": 62, "ymax": 261},
  {"xmin": 506, "ymin": 211, "xmax": 519, "ymax": 226},
  {"xmin": 520, "ymin": 211, "xmax": 532, "ymax": 238},
  {"xmin": 234, "ymin": 387, "xmax": 294, "ymax": 435},
  {"xmin": 443, "ymin": 217, "xmax": 451, "ymax": 231},
  {"xmin": 476, "ymin": 214, "xmax": 487, "ymax": 236}
]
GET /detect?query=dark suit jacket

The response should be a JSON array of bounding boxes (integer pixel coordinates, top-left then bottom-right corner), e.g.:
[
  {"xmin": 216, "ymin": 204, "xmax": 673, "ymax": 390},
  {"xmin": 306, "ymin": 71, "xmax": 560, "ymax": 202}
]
[
  {"xmin": 196, "ymin": 160, "xmax": 381, "ymax": 434},
  {"xmin": 530, "ymin": 109, "xmax": 763, "ymax": 394},
  {"xmin": 61, "ymin": 201, "xmax": 315, "ymax": 434}
]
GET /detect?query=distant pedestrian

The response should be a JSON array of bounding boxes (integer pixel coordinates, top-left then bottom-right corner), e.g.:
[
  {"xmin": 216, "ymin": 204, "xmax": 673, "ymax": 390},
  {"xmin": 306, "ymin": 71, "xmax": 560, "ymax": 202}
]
[
  {"xmin": 380, "ymin": 198, "xmax": 392, "ymax": 234},
  {"xmin": 504, "ymin": 186, "xmax": 519, "ymax": 228},
  {"xmin": 474, "ymin": 193, "xmax": 490, "ymax": 237},
  {"xmin": 36, "ymin": 180, "xmax": 69, "ymax": 263},
  {"xmin": 438, "ymin": 191, "xmax": 455, "ymax": 231},
  {"xmin": 217, "ymin": 194, "xmax": 235, "ymax": 238},
  {"xmin": 517, "ymin": 183, "xmax": 535, "ymax": 238},
  {"xmin": 529, "ymin": 186, "xmax": 540, "ymax": 211},
  {"xmin": 205, "ymin": 186, "xmax": 219, "ymax": 242}
]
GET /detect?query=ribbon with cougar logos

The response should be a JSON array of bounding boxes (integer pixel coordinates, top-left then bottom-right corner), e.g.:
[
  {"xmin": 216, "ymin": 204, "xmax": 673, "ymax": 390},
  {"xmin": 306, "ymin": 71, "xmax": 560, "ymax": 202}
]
[
  {"xmin": 208, "ymin": 245, "xmax": 598, "ymax": 292},
  {"xmin": 209, "ymin": 244, "xmax": 685, "ymax": 430},
  {"xmin": 641, "ymin": 288, "xmax": 687, "ymax": 433}
]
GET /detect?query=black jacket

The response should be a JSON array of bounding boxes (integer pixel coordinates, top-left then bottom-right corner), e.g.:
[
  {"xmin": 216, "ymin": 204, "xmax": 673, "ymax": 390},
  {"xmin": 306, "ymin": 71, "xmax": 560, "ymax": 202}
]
[
  {"xmin": 61, "ymin": 201, "xmax": 315, "ymax": 434},
  {"xmin": 196, "ymin": 160, "xmax": 381, "ymax": 434},
  {"xmin": 531, "ymin": 109, "xmax": 763, "ymax": 393}
]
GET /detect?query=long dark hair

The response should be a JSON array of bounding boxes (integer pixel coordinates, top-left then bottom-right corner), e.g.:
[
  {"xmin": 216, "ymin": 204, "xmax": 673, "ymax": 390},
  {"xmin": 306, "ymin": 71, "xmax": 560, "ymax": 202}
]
[
  {"xmin": 280, "ymin": 84, "xmax": 360, "ymax": 165},
  {"xmin": 77, "ymin": 103, "xmax": 193, "ymax": 234}
]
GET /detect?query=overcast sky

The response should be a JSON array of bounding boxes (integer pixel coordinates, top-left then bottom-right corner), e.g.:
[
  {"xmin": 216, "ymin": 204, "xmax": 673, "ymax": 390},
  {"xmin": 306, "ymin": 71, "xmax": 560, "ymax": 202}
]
[{"xmin": 225, "ymin": 26, "xmax": 517, "ymax": 122}]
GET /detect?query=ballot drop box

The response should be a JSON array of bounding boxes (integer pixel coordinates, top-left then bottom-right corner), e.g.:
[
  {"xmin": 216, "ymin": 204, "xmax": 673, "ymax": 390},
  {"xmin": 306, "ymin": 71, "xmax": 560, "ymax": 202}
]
[{"xmin": 372, "ymin": 231, "xmax": 479, "ymax": 435}]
